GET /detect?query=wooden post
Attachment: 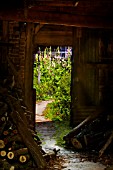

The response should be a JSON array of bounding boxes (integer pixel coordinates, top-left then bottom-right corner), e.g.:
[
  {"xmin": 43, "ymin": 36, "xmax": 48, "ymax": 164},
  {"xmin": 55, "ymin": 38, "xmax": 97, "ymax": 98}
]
[
  {"xmin": 0, "ymin": 21, "xmax": 8, "ymax": 75},
  {"xmin": 70, "ymin": 27, "xmax": 80, "ymax": 127},
  {"xmin": 24, "ymin": 23, "xmax": 34, "ymax": 120}
]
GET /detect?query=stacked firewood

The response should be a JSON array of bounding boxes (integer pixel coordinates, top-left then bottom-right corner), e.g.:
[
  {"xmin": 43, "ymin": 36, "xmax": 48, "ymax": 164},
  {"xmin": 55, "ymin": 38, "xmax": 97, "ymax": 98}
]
[
  {"xmin": 0, "ymin": 56, "xmax": 61, "ymax": 169},
  {"xmin": 0, "ymin": 56, "xmax": 48, "ymax": 169},
  {"xmin": 0, "ymin": 87, "xmax": 46, "ymax": 169},
  {"xmin": 63, "ymin": 110, "xmax": 113, "ymax": 157}
]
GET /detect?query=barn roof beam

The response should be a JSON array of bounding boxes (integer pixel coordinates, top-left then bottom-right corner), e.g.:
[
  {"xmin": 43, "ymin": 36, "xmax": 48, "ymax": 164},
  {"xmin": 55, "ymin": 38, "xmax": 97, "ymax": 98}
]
[
  {"xmin": 0, "ymin": 9, "xmax": 113, "ymax": 28},
  {"xmin": 28, "ymin": 0, "xmax": 79, "ymax": 7}
]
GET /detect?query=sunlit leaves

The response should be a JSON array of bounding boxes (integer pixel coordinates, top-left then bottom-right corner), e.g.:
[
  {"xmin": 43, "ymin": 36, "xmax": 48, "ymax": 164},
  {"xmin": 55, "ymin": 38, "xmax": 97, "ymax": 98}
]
[{"xmin": 33, "ymin": 51, "xmax": 71, "ymax": 121}]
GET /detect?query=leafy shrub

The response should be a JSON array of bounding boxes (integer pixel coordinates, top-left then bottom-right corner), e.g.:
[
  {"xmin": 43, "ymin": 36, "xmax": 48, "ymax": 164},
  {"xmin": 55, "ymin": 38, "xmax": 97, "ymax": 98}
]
[{"xmin": 33, "ymin": 48, "xmax": 71, "ymax": 121}]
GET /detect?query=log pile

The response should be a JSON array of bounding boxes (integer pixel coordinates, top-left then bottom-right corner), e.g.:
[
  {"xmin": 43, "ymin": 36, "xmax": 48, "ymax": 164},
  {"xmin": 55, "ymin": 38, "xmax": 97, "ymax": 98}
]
[
  {"xmin": 0, "ymin": 59, "xmax": 48, "ymax": 169},
  {"xmin": 0, "ymin": 89, "xmax": 48, "ymax": 169},
  {"xmin": 63, "ymin": 111, "xmax": 113, "ymax": 157}
]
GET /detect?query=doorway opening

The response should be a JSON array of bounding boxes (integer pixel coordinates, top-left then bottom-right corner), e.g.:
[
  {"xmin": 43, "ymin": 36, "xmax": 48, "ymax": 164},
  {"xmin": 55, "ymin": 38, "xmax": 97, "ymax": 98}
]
[{"xmin": 33, "ymin": 45, "xmax": 72, "ymax": 123}]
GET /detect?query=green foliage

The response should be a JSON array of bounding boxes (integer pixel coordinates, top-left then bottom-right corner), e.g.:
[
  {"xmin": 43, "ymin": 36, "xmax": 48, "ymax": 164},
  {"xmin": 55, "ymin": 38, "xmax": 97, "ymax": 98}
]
[
  {"xmin": 33, "ymin": 47, "xmax": 71, "ymax": 121},
  {"xmin": 53, "ymin": 120, "xmax": 72, "ymax": 146}
]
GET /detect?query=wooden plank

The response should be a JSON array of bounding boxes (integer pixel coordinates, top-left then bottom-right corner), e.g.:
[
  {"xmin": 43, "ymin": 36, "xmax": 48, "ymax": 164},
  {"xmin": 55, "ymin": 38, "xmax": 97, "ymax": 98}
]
[
  {"xmin": 35, "ymin": 31, "xmax": 72, "ymax": 46},
  {"xmin": 31, "ymin": 0, "xmax": 79, "ymax": 7},
  {"xmin": 99, "ymin": 131, "xmax": 113, "ymax": 157},
  {"xmin": 0, "ymin": 9, "xmax": 113, "ymax": 28},
  {"xmin": 70, "ymin": 27, "xmax": 79, "ymax": 126},
  {"xmin": 10, "ymin": 111, "xmax": 46, "ymax": 168},
  {"xmin": 36, "ymin": 30, "xmax": 72, "ymax": 35}
]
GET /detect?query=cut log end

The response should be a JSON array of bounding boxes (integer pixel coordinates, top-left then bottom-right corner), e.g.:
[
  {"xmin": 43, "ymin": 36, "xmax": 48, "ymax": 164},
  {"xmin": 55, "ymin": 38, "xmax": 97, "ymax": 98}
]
[
  {"xmin": 19, "ymin": 155, "xmax": 30, "ymax": 163},
  {"xmin": 71, "ymin": 138, "xmax": 83, "ymax": 150},
  {"xmin": 19, "ymin": 155, "xmax": 26, "ymax": 163},
  {"xmin": 7, "ymin": 152, "xmax": 14, "ymax": 159},
  {"xmin": 0, "ymin": 150, "xmax": 6, "ymax": 157}
]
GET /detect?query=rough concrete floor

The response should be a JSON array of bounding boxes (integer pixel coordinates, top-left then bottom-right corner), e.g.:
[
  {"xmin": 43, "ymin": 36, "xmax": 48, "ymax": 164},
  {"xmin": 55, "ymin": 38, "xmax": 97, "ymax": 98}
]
[{"xmin": 35, "ymin": 101, "xmax": 112, "ymax": 170}]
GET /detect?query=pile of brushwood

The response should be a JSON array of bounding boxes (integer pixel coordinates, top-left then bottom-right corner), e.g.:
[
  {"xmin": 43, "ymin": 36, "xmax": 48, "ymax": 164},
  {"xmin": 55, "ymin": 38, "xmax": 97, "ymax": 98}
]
[{"xmin": 63, "ymin": 110, "xmax": 113, "ymax": 158}]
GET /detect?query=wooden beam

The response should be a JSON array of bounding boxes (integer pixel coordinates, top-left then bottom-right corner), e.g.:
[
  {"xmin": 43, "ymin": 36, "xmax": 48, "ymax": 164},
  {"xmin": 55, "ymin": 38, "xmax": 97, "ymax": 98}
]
[
  {"xmin": 24, "ymin": 23, "xmax": 34, "ymax": 113},
  {"xmin": 34, "ymin": 24, "xmax": 44, "ymax": 34},
  {"xmin": 30, "ymin": 0, "xmax": 79, "ymax": 7},
  {"xmin": 35, "ymin": 30, "xmax": 72, "ymax": 46},
  {"xmin": 0, "ymin": 9, "xmax": 113, "ymax": 28}
]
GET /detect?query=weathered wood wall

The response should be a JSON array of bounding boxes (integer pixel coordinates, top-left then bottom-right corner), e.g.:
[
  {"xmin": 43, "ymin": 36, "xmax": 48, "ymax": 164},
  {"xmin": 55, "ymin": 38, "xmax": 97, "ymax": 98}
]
[
  {"xmin": 71, "ymin": 27, "xmax": 113, "ymax": 126},
  {"xmin": 98, "ymin": 30, "xmax": 113, "ymax": 114}
]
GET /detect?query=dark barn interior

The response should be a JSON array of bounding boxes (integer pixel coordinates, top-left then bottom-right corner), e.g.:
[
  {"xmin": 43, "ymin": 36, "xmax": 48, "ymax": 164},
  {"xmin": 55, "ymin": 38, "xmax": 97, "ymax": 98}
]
[{"xmin": 1, "ymin": 0, "xmax": 113, "ymax": 169}]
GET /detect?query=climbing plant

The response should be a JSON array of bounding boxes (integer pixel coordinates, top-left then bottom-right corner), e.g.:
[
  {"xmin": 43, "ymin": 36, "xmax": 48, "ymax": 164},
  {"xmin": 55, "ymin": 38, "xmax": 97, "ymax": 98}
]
[{"xmin": 33, "ymin": 47, "xmax": 71, "ymax": 121}]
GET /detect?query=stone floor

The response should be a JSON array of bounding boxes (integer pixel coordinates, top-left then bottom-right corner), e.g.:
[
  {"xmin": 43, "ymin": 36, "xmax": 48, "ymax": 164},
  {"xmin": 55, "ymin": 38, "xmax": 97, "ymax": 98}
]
[{"xmin": 35, "ymin": 101, "xmax": 112, "ymax": 170}]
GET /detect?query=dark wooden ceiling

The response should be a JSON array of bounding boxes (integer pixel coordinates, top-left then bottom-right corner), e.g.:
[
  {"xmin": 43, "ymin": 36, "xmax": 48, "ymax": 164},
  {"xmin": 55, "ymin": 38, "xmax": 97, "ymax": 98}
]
[
  {"xmin": 0, "ymin": 0, "xmax": 113, "ymax": 28},
  {"xmin": 28, "ymin": 0, "xmax": 113, "ymax": 17}
]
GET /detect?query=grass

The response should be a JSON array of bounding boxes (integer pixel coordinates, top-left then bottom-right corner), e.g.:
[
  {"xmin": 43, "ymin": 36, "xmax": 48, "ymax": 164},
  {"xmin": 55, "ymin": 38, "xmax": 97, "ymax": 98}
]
[{"xmin": 53, "ymin": 120, "xmax": 72, "ymax": 146}]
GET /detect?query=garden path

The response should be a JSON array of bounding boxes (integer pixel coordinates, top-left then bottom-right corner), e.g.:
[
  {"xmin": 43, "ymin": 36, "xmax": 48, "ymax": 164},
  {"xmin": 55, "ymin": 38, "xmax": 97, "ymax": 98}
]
[{"xmin": 35, "ymin": 100, "xmax": 53, "ymax": 122}]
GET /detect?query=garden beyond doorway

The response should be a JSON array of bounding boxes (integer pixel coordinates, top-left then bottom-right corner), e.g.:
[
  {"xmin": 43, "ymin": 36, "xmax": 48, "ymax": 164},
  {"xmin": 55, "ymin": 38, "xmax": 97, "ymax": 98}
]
[{"xmin": 33, "ymin": 46, "xmax": 72, "ymax": 122}]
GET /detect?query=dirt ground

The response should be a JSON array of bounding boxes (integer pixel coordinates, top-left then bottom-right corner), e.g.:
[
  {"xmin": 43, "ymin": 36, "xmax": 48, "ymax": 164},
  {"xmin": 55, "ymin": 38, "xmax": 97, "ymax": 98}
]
[
  {"xmin": 35, "ymin": 100, "xmax": 53, "ymax": 122},
  {"xmin": 35, "ymin": 101, "xmax": 113, "ymax": 170}
]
